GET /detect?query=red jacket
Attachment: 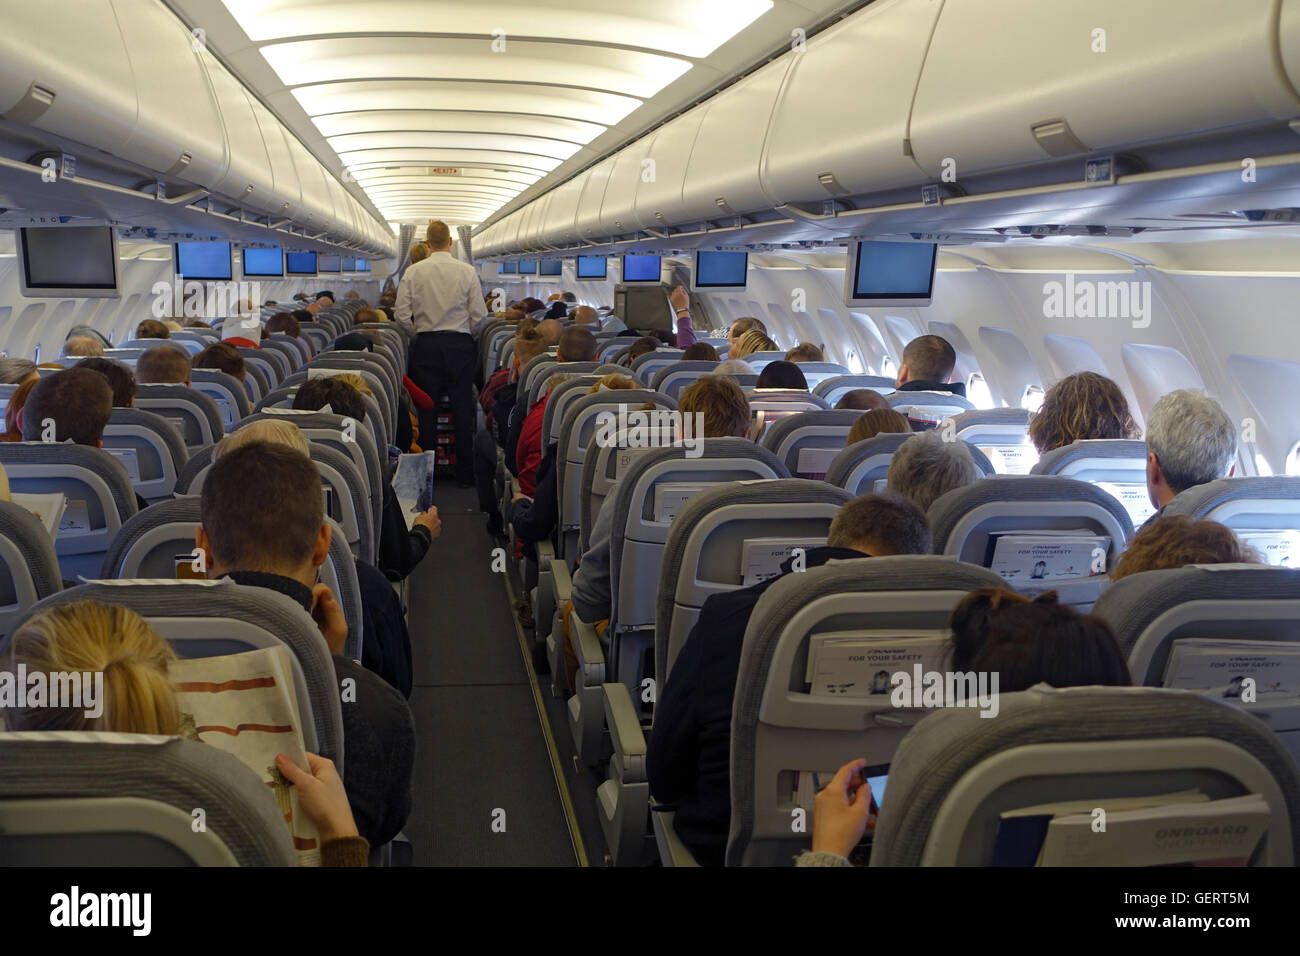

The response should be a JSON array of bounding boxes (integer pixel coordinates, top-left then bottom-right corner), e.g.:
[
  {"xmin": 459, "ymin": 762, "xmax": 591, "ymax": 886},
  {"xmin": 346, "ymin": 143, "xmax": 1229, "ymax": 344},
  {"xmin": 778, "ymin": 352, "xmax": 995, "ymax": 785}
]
[
  {"xmin": 480, "ymin": 366, "xmax": 511, "ymax": 417},
  {"xmin": 403, "ymin": 375, "xmax": 434, "ymax": 411},
  {"xmin": 514, "ymin": 392, "xmax": 550, "ymax": 498}
]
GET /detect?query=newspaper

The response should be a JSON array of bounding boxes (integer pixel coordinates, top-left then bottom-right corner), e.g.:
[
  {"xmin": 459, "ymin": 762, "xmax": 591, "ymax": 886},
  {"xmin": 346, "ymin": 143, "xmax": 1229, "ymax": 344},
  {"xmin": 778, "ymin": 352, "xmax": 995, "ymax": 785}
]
[
  {"xmin": 169, "ymin": 646, "xmax": 322, "ymax": 866},
  {"xmin": 392, "ymin": 451, "xmax": 435, "ymax": 531},
  {"xmin": 10, "ymin": 492, "xmax": 66, "ymax": 540}
]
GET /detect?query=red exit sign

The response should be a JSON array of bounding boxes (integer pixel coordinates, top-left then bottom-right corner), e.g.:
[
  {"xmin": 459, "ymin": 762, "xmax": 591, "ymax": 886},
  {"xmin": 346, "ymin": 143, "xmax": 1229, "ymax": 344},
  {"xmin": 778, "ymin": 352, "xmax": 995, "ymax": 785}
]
[{"xmin": 429, "ymin": 167, "xmax": 460, "ymax": 175}]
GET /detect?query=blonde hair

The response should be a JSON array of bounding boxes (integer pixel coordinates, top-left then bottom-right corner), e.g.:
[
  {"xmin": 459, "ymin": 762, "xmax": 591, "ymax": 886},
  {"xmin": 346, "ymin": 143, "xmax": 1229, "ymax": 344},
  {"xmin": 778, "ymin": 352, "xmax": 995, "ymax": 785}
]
[
  {"xmin": 0, "ymin": 462, "xmax": 8, "ymax": 501},
  {"xmin": 587, "ymin": 374, "xmax": 638, "ymax": 394},
  {"xmin": 5, "ymin": 601, "xmax": 179, "ymax": 733},
  {"xmin": 1111, "ymin": 515, "xmax": 1261, "ymax": 580},
  {"xmin": 214, "ymin": 419, "xmax": 310, "ymax": 460},
  {"xmin": 732, "ymin": 329, "xmax": 778, "ymax": 359},
  {"xmin": 846, "ymin": 408, "xmax": 911, "ymax": 446},
  {"xmin": 331, "ymin": 372, "xmax": 372, "ymax": 397},
  {"xmin": 1028, "ymin": 371, "xmax": 1139, "ymax": 453},
  {"xmin": 163, "ymin": 320, "xmax": 183, "ymax": 333},
  {"xmin": 409, "ymin": 242, "xmax": 430, "ymax": 264}
]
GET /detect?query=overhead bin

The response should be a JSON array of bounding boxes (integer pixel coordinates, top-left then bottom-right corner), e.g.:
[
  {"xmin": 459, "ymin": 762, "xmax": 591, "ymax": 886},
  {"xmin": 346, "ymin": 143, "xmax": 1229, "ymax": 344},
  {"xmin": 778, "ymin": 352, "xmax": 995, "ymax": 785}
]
[
  {"xmin": 574, "ymin": 156, "xmax": 618, "ymax": 241},
  {"xmin": 909, "ymin": 0, "xmax": 1300, "ymax": 179},
  {"xmin": 250, "ymin": 103, "xmax": 302, "ymax": 220},
  {"xmin": 540, "ymin": 171, "xmax": 588, "ymax": 248},
  {"xmin": 198, "ymin": 60, "xmax": 278, "ymax": 214},
  {"xmin": 597, "ymin": 133, "xmax": 661, "ymax": 237},
  {"xmin": 677, "ymin": 57, "xmax": 793, "ymax": 225},
  {"xmin": 633, "ymin": 110, "xmax": 708, "ymax": 230},
  {"xmin": 762, "ymin": 0, "xmax": 935, "ymax": 206}
]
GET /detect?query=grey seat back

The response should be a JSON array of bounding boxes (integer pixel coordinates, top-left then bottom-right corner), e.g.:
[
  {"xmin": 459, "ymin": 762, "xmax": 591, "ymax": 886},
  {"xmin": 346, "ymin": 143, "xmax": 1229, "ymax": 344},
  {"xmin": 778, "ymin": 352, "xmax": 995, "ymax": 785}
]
[
  {"xmin": 260, "ymin": 338, "xmax": 303, "ymax": 374},
  {"xmin": 233, "ymin": 350, "xmax": 273, "ymax": 401},
  {"xmin": 525, "ymin": 361, "xmax": 612, "ymax": 411},
  {"xmin": 258, "ymin": 383, "xmax": 387, "ymax": 461},
  {"xmin": 869, "ymin": 685, "xmax": 1300, "ymax": 866},
  {"xmin": 1031, "ymin": 438, "xmax": 1154, "ymax": 526},
  {"xmin": 0, "ymin": 500, "xmax": 61, "ymax": 642},
  {"xmin": 596, "ymin": 339, "xmax": 628, "ymax": 364},
  {"xmin": 0, "ymin": 733, "xmax": 296, "ymax": 865},
  {"xmin": 98, "ymin": 497, "xmax": 363, "ymax": 660},
  {"xmin": 190, "ymin": 369, "xmax": 252, "ymax": 430},
  {"xmin": 542, "ymin": 375, "xmax": 603, "ymax": 448},
  {"xmin": 927, "ymin": 475, "xmax": 1134, "ymax": 605},
  {"xmin": 103, "ymin": 408, "xmax": 189, "ymax": 503},
  {"xmin": 631, "ymin": 349, "xmax": 684, "ymax": 386},
  {"xmin": 300, "ymin": 324, "xmax": 331, "ymax": 352},
  {"xmin": 650, "ymin": 360, "xmax": 720, "ymax": 400},
  {"xmin": 518, "ymin": 351, "xmax": 559, "ymax": 404},
  {"xmin": 269, "ymin": 333, "xmax": 312, "ymax": 365},
  {"xmin": 134, "ymin": 384, "xmax": 224, "ymax": 451},
  {"xmin": 948, "ymin": 408, "xmax": 1036, "ymax": 475},
  {"xmin": 813, "ymin": 374, "xmax": 896, "ymax": 406},
  {"xmin": 10, "ymin": 581, "xmax": 343, "ymax": 767},
  {"xmin": 313, "ymin": 350, "xmax": 400, "ymax": 424},
  {"xmin": 0, "ymin": 442, "xmax": 137, "ymax": 581},
  {"xmin": 759, "ymin": 409, "xmax": 863, "ymax": 479},
  {"xmin": 579, "ymin": 418, "xmax": 679, "ymax": 556},
  {"xmin": 284, "ymin": 363, "xmax": 393, "ymax": 444},
  {"xmin": 825, "ymin": 433, "xmax": 995, "ymax": 497},
  {"xmin": 727, "ymin": 556, "xmax": 1009, "ymax": 866},
  {"xmin": 884, "ymin": 389, "xmax": 975, "ymax": 424},
  {"xmin": 786, "ymin": 362, "xmax": 851, "ymax": 390},
  {"xmin": 656, "ymin": 479, "xmax": 853, "ymax": 686},
  {"xmin": 1163, "ymin": 477, "xmax": 1300, "ymax": 563},
  {"xmin": 738, "ymin": 350, "xmax": 785, "ymax": 372},
  {"xmin": 175, "ymin": 438, "xmax": 375, "ymax": 566},
  {"xmin": 119, "ymin": 338, "xmax": 191, "ymax": 354}
]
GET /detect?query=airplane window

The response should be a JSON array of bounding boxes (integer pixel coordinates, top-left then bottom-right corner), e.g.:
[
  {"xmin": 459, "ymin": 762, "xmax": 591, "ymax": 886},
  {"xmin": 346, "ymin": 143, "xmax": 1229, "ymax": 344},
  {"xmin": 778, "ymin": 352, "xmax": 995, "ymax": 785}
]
[
  {"xmin": 1259, "ymin": 452, "xmax": 1276, "ymax": 477},
  {"xmin": 879, "ymin": 355, "xmax": 897, "ymax": 379},
  {"xmin": 967, "ymin": 372, "xmax": 994, "ymax": 410},
  {"xmin": 843, "ymin": 349, "xmax": 865, "ymax": 374},
  {"xmin": 1021, "ymin": 384, "xmax": 1045, "ymax": 413}
]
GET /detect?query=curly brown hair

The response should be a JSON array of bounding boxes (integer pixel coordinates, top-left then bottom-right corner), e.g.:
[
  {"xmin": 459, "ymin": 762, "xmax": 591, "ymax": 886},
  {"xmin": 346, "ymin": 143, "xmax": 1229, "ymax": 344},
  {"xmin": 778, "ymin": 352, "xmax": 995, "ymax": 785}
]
[
  {"xmin": 1028, "ymin": 371, "xmax": 1139, "ymax": 453},
  {"xmin": 1111, "ymin": 515, "xmax": 1261, "ymax": 580}
]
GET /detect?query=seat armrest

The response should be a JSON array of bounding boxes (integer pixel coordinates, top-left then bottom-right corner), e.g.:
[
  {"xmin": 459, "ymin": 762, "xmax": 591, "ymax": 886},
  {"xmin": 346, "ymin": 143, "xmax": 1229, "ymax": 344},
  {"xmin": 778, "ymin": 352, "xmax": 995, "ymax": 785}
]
[
  {"xmin": 570, "ymin": 611, "xmax": 606, "ymax": 685},
  {"xmin": 603, "ymin": 682, "xmax": 647, "ymax": 783},
  {"xmin": 551, "ymin": 558, "xmax": 572, "ymax": 606}
]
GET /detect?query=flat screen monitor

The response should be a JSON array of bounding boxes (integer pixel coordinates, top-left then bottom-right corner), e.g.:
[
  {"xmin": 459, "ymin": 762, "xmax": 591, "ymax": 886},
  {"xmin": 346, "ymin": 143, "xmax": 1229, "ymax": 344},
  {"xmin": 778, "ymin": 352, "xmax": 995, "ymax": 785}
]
[
  {"xmin": 613, "ymin": 285, "xmax": 671, "ymax": 332},
  {"xmin": 518, "ymin": 260, "xmax": 537, "ymax": 275},
  {"xmin": 843, "ymin": 240, "xmax": 938, "ymax": 307},
  {"xmin": 286, "ymin": 252, "xmax": 318, "ymax": 275},
  {"xmin": 692, "ymin": 250, "xmax": 748, "ymax": 290},
  {"xmin": 622, "ymin": 254, "xmax": 661, "ymax": 283},
  {"xmin": 501, "ymin": 261, "xmax": 518, "ymax": 274},
  {"xmin": 354, "ymin": 258, "xmax": 371, "ymax": 272},
  {"xmin": 576, "ymin": 256, "xmax": 607, "ymax": 280},
  {"xmin": 17, "ymin": 226, "xmax": 120, "ymax": 298},
  {"xmin": 241, "ymin": 247, "xmax": 284, "ymax": 277},
  {"xmin": 318, "ymin": 254, "xmax": 341, "ymax": 273},
  {"xmin": 539, "ymin": 259, "xmax": 562, "ymax": 277},
  {"xmin": 175, "ymin": 241, "xmax": 233, "ymax": 281}
]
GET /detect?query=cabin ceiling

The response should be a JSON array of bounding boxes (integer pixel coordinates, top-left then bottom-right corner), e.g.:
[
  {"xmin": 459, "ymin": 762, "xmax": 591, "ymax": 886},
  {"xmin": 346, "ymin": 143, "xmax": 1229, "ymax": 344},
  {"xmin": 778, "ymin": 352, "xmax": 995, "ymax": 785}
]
[{"xmin": 163, "ymin": 0, "xmax": 860, "ymax": 233}]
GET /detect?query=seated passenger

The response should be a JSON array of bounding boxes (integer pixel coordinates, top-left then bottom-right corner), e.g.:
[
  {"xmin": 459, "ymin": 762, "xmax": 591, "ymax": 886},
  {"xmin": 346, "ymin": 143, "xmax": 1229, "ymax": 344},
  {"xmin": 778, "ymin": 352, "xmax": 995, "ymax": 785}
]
[
  {"xmin": 136, "ymin": 319, "xmax": 170, "ymax": 340},
  {"xmin": 135, "ymin": 345, "xmax": 192, "ymax": 386},
  {"xmin": 536, "ymin": 318, "xmax": 564, "ymax": 347},
  {"xmin": 572, "ymin": 306, "xmax": 600, "ymax": 327},
  {"xmin": 514, "ymin": 327, "xmax": 598, "ymax": 497},
  {"xmin": 75, "ymin": 357, "xmax": 135, "ymax": 408},
  {"xmin": 785, "ymin": 342, "xmax": 824, "ymax": 363},
  {"xmin": 193, "ymin": 342, "xmax": 246, "ymax": 382},
  {"xmin": 846, "ymin": 407, "xmax": 911, "ymax": 446},
  {"xmin": 0, "ymin": 358, "xmax": 38, "ymax": 386},
  {"xmin": 61, "ymin": 336, "xmax": 104, "ymax": 359},
  {"xmin": 714, "ymin": 358, "xmax": 757, "ymax": 377},
  {"xmin": 648, "ymin": 494, "xmax": 933, "ymax": 867},
  {"xmin": 2, "ymin": 378, "xmax": 35, "ymax": 442},
  {"xmin": 895, "ymin": 334, "xmax": 963, "ymax": 397},
  {"xmin": 1028, "ymin": 371, "xmax": 1139, "ymax": 453},
  {"xmin": 4, "ymin": 599, "xmax": 370, "ymax": 865},
  {"xmin": 802, "ymin": 587, "xmax": 1131, "ymax": 865},
  {"xmin": 886, "ymin": 430, "xmax": 979, "ymax": 512},
  {"xmin": 1110, "ymin": 514, "xmax": 1260, "ymax": 580},
  {"xmin": 291, "ymin": 377, "xmax": 440, "ymax": 581},
  {"xmin": 495, "ymin": 328, "xmax": 550, "ymax": 481},
  {"xmin": 265, "ymin": 312, "xmax": 302, "ymax": 339},
  {"xmin": 835, "ymin": 389, "xmax": 888, "ymax": 412},
  {"xmin": 732, "ymin": 329, "xmax": 779, "ymax": 359},
  {"xmin": 620, "ymin": 336, "xmax": 660, "ymax": 368},
  {"xmin": 726, "ymin": 317, "xmax": 767, "ymax": 355},
  {"xmin": 755, "ymin": 360, "xmax": 808, "ymax": 391},
  {"xmin": 293, "ymin": 308, "xmax": 315, "ymax": 326},
  {"xmin": 1144, "ymin": 389, "xmax": 1236, "ymax": 516},
  {"xmin": 197, "ymin": 442, "xmax": 414, "ymax": 847},
  {"xmin": 681, "ymin": 342, "xmax": 720, "ymax": 362}
]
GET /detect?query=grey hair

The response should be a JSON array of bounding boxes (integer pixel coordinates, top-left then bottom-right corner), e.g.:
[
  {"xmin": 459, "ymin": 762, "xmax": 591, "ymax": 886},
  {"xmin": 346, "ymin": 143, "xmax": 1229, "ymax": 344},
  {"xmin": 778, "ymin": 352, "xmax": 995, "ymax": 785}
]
[
  {"xmin": 887, "ymin": 431, "xmax": 979, "ymax": 512},
  {"xmin": 0, "ymin": 357, "xmax": 37, "ymax": 385},
  {"xmin": 1146, "ymin": 389, "xmax": 1236, "ymax": 493},
  {"xmin": 714, "ymin": 358, "xmax": 756, "ymax": 376}
]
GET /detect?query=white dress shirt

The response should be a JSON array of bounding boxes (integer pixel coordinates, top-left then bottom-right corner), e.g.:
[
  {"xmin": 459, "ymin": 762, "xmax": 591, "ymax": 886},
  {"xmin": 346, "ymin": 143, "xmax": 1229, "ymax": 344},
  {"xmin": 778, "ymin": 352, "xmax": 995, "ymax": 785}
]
[{"xmin": 394, "ymin": 250, "xmax": 488, "ymax": 336}]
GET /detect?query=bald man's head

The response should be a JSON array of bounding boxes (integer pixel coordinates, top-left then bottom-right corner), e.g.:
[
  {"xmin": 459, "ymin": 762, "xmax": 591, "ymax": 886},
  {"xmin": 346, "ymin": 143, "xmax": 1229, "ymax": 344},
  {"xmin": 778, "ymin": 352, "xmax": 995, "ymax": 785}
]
[
  {"xmin": 558, "ymin": 327, "xmax": 598, "ymax": 363},
  {"xmin": 572, "ymin": 306, "xmax": 598, "ymax": 326},
  {"xmin": 536, "ymin": 319, "xmax": 563, "ymax": 346}
]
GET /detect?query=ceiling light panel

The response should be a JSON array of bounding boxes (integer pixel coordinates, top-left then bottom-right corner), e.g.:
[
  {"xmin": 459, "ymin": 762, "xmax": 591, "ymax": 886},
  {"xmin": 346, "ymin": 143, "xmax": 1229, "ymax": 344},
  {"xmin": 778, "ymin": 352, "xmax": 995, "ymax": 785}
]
[
  {"xmin": 313, "ymin": 111, "xmax": 607, "ymax": 145},
  {"xmin": 221, "ymin": 0, "xmax": 773, "ymax": 58},
  {"xmin": 327, "ymin": 132, "xmax": 583, "ymax": 162},
  {"xmin": 336, "ymin": 148, "xmax": 562, "ymax": 172}
]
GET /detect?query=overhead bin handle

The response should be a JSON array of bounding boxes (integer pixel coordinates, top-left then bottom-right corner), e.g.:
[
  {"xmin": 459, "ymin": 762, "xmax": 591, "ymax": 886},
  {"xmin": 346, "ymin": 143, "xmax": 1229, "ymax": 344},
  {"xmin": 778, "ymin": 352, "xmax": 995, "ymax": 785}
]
[
  {"xmin": 1031, "ymin": 118, "xmax": 1088, "ymax": 157},
  {"xmin": 3, "ymin": 81, "xmax": 56, "ymax": 125}
]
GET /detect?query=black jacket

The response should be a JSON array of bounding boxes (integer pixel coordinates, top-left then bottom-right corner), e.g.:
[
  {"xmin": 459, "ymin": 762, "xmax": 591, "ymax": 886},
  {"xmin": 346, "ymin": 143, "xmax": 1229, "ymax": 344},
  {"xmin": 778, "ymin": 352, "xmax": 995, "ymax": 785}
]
[
  {"xmin": 491, "ymin": 380, "xmax": 518, "ymax": 450},
  {"xmin": 897, "ymin": 379, "xmax": 966, "ymax": 398},
  {"xmin": 504, "ymin": 392, "xmax": 528, "ymax": 476},
  {"xmin": 379, "ymin": 482, "xmax": 433, "ymax": 580},
  {"xmin": 355, "ymin": 557, "xmax": 413, "ymax": 698},
  {"xmin": 646, "ymin": 546, "xmax": 865, "ymax": 866},
  {"xmin": 508, "ymin": 444, "xmax": 558, "ymax": 561}
]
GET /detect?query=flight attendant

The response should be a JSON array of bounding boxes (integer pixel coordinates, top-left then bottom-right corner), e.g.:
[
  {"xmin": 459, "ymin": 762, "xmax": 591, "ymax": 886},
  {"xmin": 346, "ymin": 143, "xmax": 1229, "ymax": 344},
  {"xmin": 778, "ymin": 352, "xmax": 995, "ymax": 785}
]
[{"xmin": 395, "ymin": 219, "xmax": 488, "ymax": 486}]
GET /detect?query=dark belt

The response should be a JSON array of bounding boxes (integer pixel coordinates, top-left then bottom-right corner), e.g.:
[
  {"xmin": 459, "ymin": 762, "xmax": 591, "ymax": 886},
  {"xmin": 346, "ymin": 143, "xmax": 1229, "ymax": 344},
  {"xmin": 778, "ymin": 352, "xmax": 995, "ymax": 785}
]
[{"xmin": 417, "ymin": 329, "xmax": 472, "ymax": 337}]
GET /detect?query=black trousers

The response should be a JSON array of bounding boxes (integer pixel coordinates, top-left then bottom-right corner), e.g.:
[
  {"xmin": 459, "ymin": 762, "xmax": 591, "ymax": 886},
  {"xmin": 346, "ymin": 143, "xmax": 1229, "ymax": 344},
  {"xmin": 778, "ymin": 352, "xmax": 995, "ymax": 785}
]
[
  {"xmin": 472, "ymin": 428, "xmax": 500, "ymax": 519},
  {"xmin": 409, "ymin": 330, "xmax": 476, "ymax": 483}
]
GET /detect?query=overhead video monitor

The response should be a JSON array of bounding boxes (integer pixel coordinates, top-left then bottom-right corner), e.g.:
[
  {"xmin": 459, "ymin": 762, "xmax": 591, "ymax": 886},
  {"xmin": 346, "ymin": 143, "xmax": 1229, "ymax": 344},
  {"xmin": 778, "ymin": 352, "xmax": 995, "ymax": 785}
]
[
  {"xmin": 241, "ymin": 247, "xmax": 284, "ymax": 277},
  {"xmin": 354, "ymin": 258, "xmax": 371, "ymax": 272},
  {"xmin": 17, "ymin": 225, "xmax": 120, "ymax": 298},
  {"xmin": 693, "ymin": 250, "xmax": 748, "ymax": 290},
  {"xmin": 622, "ymin": 254, "xmax": 662, "ymax": 283},
  {"xmin": 175, "ymin": 241, "xmax": 233, "ymax": 281},
  {"xmin": 501, "ymin": 261, "xmax": 518, "ymax": 274},
  {"xmin": 318, "ymin": 254, "xmax": 341, "ymax": 273},
  {"xmin": 539, "ymin": 259, "xmax": 563, "ymax": 277},
  {"xmin": 286, "ymin": 251, "xmax": 318, "ymax": 275},
  {"xmin": 843, "ymin": 240, "xmax": 938, "ymax": 307},
  {"xmin": 613, "ymin": 284, "xmax": 672, "ymax": 333},
  {"xmin": 518, "ymin": 260, "xmax": 537, "ymax": 275},
  {"xmin": 576, "ymin": 256, "xmax": 607, "ymax": 280}
]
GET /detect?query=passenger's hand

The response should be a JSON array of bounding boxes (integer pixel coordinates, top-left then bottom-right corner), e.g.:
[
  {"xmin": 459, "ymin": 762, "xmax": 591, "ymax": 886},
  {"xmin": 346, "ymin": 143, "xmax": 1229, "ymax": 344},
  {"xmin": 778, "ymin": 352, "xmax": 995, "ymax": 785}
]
[
  {"xmin": 415, "ymin": 506, "xmax": 441, "ymax": 539},
  {"xmin": 310, "ymin": 584, "xmax": 349, "ymax": 654},
  {"xmin": 812, "ymin": 758, "xmax": 872, "ymax": 858},
  {"xmin": 512, "ymin": 493, "xmax": 530, "ymax": 503},
  {"xmin": 275, "ymin": 752, "xmax": 358, "ymax": 843},
  {"xmin": 669, "ymin": 285, "xmax": 689, "ymax": 312}
]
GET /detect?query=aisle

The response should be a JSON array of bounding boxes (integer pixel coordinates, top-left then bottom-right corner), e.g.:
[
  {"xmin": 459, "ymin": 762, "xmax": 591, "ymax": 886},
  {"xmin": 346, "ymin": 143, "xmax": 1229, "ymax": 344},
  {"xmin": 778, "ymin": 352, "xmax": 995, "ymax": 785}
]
[{"xmin": 402, "ymin": 483, "xmax": 578, "ymax": 865}]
